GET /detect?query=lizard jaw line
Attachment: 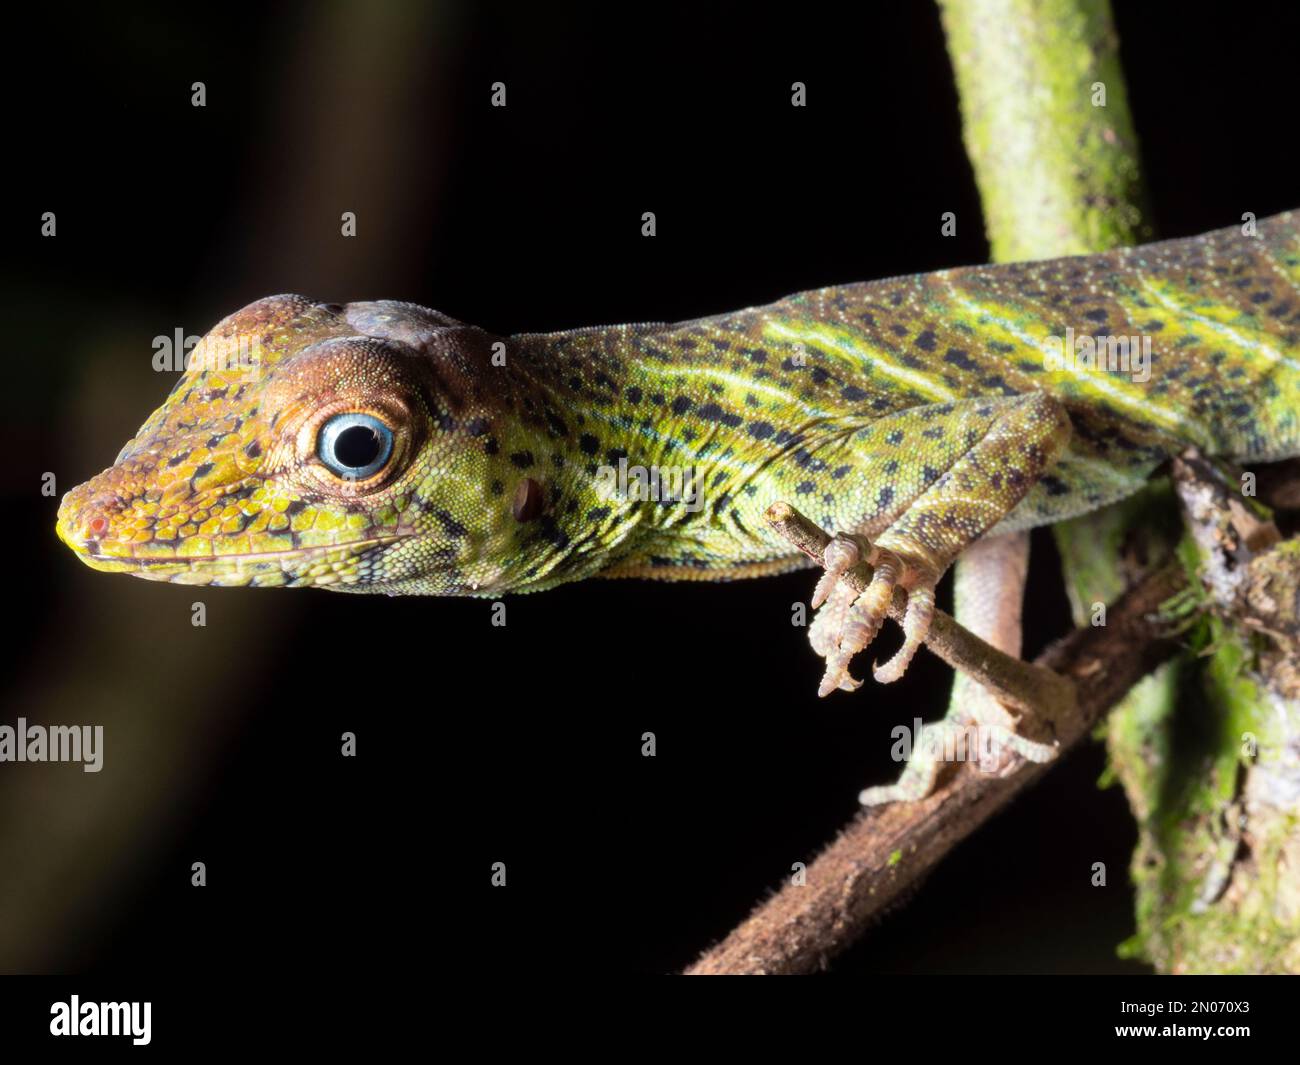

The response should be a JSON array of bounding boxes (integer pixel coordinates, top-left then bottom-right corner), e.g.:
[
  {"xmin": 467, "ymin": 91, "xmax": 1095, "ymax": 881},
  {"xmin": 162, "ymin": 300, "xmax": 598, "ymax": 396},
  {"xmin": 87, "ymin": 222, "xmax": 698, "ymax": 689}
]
[{"xmin": 70, "ymin": 534, "xmax": 412, "ymax": 570}]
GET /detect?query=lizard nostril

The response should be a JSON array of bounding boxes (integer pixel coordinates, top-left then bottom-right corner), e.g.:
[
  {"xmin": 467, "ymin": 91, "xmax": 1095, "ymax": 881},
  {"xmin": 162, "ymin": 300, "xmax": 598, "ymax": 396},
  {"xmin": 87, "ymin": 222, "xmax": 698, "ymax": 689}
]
[{"xmin": 54, "ymin": 488, "xmax": 120, "ymax": 554}]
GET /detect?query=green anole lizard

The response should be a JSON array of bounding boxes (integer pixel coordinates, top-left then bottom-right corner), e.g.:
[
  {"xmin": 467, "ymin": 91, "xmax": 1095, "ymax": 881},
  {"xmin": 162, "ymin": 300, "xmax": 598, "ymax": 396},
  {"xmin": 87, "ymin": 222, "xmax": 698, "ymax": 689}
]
[{"xmin": 57, "ymin": 212, "xmax": 1300, "ymax": 796}]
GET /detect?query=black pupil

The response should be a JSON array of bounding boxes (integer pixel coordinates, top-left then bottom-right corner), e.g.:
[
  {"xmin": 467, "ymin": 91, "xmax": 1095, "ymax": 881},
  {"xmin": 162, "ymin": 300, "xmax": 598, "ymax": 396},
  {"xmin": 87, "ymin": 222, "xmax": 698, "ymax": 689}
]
[{"xmin": 334, "ymin": 425, "xmax": 382, "ymax": 469}]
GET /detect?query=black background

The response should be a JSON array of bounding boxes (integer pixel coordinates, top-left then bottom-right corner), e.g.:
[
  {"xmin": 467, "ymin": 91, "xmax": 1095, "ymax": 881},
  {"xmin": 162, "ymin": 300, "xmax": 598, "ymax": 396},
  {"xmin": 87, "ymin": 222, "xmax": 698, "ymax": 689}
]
[{"xmin": 4, "ymin": 1, "xmax": 1298, "ymax": 978}]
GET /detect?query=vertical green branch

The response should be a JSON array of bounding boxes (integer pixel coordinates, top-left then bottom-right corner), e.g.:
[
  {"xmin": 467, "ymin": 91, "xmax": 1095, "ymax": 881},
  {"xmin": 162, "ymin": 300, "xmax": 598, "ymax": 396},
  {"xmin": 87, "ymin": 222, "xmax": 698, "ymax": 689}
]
[
  {"xmin": 939, "ymin": 0, "xmax": 1298, "ymax": 972},
  {"xmin": 939, "ymin": 0, "xmax": 1149, "ymax": 260}
]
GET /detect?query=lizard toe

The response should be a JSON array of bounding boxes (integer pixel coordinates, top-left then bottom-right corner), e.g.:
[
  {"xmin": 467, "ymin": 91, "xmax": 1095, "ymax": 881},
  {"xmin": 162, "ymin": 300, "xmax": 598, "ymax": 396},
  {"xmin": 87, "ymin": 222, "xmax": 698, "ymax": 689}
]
[{"xmin": 873, "ymin": 584, "xmax": 935, "ymax": 684}]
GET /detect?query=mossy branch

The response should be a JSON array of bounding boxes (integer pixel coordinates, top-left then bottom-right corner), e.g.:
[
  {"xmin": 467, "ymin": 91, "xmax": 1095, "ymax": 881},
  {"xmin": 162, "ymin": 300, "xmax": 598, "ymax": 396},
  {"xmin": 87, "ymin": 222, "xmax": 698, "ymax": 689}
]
[{"xmin": 686, "ymin": 502, "xmax": 1185, "ymax": 975}]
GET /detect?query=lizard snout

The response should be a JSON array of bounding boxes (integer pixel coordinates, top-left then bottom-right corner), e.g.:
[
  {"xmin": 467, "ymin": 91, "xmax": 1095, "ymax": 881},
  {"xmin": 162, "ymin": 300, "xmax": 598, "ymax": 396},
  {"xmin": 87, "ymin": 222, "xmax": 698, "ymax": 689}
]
[{"xmin": 56, "ymin": 481, "xmax": 125, "ymax": 555}]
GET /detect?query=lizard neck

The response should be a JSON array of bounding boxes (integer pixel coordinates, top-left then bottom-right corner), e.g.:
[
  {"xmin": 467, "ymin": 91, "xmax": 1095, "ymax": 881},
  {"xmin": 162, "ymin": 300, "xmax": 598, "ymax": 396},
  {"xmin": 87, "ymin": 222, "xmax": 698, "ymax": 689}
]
[
  {"xmin": 455, "ymin": 333, "xmax": 661, "ymax": 594},
  {"xmin": 481, "ymin": 324, "xmax": 787, "ymax": 592},
  {"xmin": 476, "ymin": 327, "xmax": 743, "ymax": 593}
]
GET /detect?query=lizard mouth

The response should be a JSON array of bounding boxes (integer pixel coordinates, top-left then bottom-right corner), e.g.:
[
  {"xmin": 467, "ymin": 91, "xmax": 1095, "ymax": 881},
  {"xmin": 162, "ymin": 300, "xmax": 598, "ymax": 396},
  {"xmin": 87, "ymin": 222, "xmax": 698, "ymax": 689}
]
[
  {"xmin": 75, "ymin": 535, "xmax": 409, "ymax": 564},
  {"xmin": 60, "ymin": 534, "xmax": 412, "ymax": 587}
]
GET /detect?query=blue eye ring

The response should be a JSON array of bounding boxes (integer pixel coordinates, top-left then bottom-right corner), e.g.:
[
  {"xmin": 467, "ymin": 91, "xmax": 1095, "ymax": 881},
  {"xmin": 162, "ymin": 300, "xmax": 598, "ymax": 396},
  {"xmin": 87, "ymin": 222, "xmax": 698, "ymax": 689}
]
[{"xmin": 317, "ymin": 412, "xmax": 394, "ymax": 480}]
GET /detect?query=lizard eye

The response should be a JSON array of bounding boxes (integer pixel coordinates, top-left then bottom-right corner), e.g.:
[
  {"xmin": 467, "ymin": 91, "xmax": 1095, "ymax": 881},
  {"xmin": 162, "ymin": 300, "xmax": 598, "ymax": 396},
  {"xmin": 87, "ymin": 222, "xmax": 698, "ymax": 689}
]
[{"xmin": 317, "ymin": 412, "xmax": 394, "ymax": 480}]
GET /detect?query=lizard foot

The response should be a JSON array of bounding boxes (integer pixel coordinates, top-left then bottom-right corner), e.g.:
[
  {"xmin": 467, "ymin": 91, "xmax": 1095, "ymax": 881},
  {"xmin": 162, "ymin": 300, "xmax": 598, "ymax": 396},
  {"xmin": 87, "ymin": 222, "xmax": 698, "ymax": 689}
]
[
  {"xmin": 859, "ymin": 717, "xmax": 1059, "ymax": 807},
  {"xmin": 808, "ymin": 533, "xmax": 938, "ymax": 696}
]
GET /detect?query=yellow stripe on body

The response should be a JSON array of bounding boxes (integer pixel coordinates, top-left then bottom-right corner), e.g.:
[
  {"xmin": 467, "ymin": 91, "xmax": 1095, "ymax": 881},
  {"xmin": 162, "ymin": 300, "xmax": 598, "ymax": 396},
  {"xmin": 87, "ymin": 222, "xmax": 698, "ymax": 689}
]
[
  {"xmin": 665, "ymin": 361, "xmax": 837, "ymax": 419},
  {"xmin": 1138, "ymin": 277, "xmax": 1300, "ymax": 376},
  {"xmin": 762, "ymin": 318, "xmax": 958, "ymax": 403},
  {"xmin": 947, "ymin": 290, "xmax": 1216, "ymax": 446}
]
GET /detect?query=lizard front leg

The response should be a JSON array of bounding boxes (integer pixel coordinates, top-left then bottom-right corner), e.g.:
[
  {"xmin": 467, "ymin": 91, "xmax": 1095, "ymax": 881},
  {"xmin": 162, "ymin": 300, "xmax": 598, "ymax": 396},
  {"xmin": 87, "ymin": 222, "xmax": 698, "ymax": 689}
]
[{"xmin": 810, "ymin": 390, "xmax": 1072, "ymax": 695}]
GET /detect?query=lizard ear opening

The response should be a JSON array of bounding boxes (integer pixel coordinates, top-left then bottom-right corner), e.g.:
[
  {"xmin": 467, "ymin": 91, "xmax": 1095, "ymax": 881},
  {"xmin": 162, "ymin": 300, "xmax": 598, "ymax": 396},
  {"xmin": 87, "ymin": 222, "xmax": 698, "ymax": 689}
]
[{"xmin": 512, "ymin": 477, "xmax": 544, "ymax": 522}]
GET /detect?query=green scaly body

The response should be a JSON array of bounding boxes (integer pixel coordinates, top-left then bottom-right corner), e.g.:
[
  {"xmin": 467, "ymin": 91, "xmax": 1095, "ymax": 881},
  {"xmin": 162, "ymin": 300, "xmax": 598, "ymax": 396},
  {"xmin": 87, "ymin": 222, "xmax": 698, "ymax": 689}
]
[{"xmin": 57, "ymin": 212, "xmax": 1300, "ymax": 611}]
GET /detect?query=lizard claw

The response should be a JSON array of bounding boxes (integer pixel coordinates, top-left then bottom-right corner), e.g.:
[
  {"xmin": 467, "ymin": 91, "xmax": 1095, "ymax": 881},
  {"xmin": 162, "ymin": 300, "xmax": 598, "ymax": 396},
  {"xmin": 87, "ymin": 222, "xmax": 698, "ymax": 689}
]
[{"xmin": 808, "ymin": 540, "xmax": 938, "ymax": 695}]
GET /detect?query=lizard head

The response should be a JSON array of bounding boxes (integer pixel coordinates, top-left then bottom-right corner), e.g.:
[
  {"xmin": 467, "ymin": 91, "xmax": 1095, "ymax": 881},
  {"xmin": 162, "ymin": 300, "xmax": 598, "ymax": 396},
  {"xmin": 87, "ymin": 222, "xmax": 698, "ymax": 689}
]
[{"xmin": 56, "ymin": 294, "xmax": 545, "ymax": 595}]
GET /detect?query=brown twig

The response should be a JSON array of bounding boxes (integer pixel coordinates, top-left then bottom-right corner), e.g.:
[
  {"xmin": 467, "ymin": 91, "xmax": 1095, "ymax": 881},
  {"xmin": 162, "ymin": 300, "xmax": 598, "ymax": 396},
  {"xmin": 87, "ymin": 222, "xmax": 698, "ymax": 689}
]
[{"xmin": 684, "ymin": 504, "xmax": 1186, "ymax": 976}]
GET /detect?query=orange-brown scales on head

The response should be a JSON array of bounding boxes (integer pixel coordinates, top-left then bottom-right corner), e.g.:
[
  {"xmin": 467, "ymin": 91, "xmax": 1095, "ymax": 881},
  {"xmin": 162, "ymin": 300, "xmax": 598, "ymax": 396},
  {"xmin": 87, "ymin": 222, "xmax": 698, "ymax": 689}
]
[{"xmin": 56, "ymin": 295, "xmax": 563, "ymax": 594}]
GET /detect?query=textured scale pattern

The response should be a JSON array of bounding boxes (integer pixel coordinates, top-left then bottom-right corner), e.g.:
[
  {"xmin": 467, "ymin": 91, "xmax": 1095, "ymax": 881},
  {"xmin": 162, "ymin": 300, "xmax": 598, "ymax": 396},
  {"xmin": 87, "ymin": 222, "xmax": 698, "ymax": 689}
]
[{"xmin": 57, "ymin": 212, "xmax": 1300, "ymax": 615}]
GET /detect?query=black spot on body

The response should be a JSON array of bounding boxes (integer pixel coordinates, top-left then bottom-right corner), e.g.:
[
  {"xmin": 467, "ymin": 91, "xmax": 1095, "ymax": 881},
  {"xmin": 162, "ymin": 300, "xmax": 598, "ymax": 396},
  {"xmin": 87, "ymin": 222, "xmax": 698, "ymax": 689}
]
[
  {"xmin": 944, "ymin": 348, "xmax": 978, "ymax": 371},
  {"xmin": 792, "ymin": 449, "xmax": 826, "ymax": 472},
  {"xmin": 535, "ymin": 515, "xmax": 570, "ymax": 550},
  {"xmin": 696, "ymin": 402, "xmax": 742, "ymax": 428},
  {"xmin": 436, "ymin": 511, "xmax": 469, "ymax": 538}
]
